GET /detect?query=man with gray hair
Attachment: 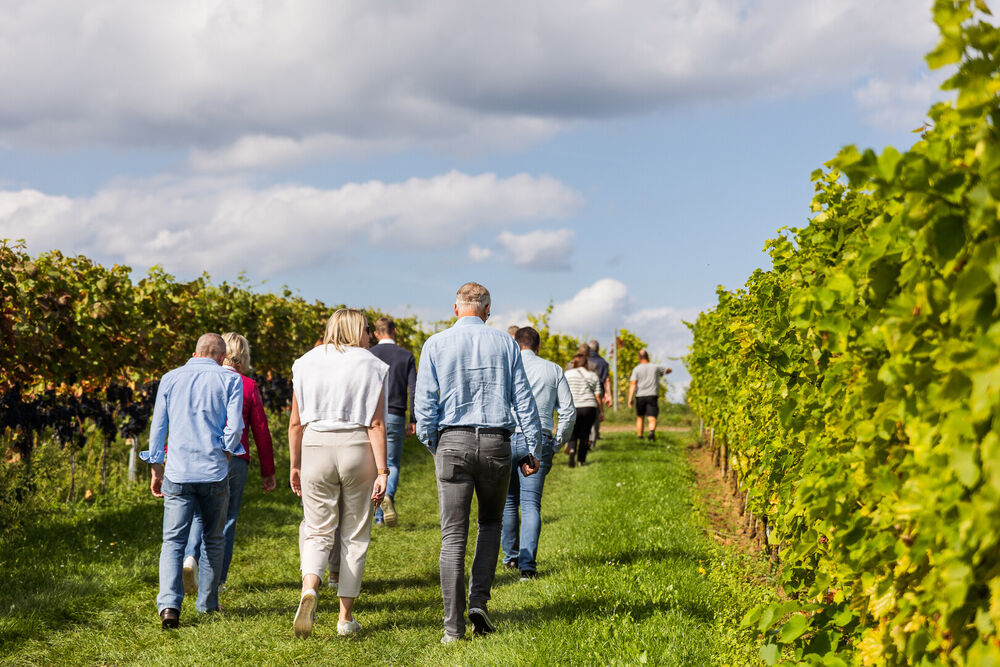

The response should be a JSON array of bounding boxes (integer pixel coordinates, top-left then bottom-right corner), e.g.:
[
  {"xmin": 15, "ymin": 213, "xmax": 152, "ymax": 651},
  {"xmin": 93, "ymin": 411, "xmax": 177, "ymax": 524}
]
[
  {"xmin": 415, "ymin": 282, "xmax": 543, "ymax": 643},
  {"xmin": 142, "ymin": 333, "xmax": 245, "ymax": 629},
  {"xmin": 587, "ymin": 340, "xmax": 612, "ymax": 446}
]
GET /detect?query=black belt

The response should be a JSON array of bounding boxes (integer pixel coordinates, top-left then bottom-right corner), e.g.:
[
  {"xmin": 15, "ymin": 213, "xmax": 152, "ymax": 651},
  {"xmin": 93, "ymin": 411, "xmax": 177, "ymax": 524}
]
[{"xmin": 440, "ymin": 426, "xmax": 511, "ymax": 437}]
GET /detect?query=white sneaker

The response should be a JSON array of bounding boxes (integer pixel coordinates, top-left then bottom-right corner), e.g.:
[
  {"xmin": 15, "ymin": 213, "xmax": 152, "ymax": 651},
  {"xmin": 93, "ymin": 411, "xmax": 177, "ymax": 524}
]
[
  {"xmin": 293, "ymin": 589, "xmax": 318, "ymax": 638},
  {"xmin": 327, "ymin": 570, "xmax": 339, "ymax": 590},
  {"xmin": 182, "ymin": 556, "xmax": 197, "ymax": 594},
  {"xmin": 337, "ymin": 618, "xmax": 362, "ymax": 636}
]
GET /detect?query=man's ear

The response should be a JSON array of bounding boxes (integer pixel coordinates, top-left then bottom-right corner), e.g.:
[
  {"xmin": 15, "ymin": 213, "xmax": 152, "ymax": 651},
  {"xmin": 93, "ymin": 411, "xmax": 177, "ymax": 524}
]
[
  {"xmin": 483, "ymin": 304, "xmax": 491, "ymax": 320},
  {"xmin": 453, "ymin": 303, "xmax": 460, "ymax": 317}
]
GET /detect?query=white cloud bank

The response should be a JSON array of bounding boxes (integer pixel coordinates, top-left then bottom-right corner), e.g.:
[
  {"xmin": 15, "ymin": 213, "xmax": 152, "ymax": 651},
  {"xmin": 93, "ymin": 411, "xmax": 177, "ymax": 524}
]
[
  {"xmin": 496, "ymin": 228, "xmax": 574, "ymax": 270},
  {"xmin": 0, "ymin": 171, "xmax": 582, "ymax": 274},
  {"xmin": 543, "ymin": 278, "xmax": 704, "ymax": 400},
  {"xmin": 0, "ymin": 1, "xmax": 939, "ymax": 165},
  {"xmin": 853, "ymin": 71, "xmax": 952, "ymax": 130}
]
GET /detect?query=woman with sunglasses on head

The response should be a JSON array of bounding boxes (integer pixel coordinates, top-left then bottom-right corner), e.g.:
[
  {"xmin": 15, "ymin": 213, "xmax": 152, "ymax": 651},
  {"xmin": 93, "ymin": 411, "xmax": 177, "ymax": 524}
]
[{"xmin": 288, "ymin": 309, "xmax": 389, "ymax": 638}]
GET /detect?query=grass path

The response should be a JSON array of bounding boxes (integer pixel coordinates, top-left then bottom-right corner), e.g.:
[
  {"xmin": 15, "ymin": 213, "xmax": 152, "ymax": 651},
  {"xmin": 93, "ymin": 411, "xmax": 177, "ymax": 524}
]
[{"xmin": 0, "ymin": 426, "xmax": 776, "ymax": 665}]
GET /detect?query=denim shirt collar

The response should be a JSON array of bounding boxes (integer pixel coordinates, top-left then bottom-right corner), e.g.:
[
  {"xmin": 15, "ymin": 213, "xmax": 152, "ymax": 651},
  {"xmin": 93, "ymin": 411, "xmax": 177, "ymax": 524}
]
[
  {"xmin": 185, "ymin": 357, "xmax": 220, "ymax": 367},
  {"xmin": 453, "ymin": 316, "xmax": 486, "ymax": 327}
]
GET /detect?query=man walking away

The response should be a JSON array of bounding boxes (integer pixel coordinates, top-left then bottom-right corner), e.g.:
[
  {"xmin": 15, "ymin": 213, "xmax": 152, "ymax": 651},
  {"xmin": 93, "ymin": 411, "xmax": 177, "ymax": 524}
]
[
  {"xmin": 369, "ymin": 316, "xmax": 417, "ymax": 527},
  {"xmin": 587, "ymin": 340, "xmax": 612, "ymax": 447},
  {"xmin": 142, "ymin": 333, "xmax": 245, "ymax": 629},
  {"xmin": 502, "ymin": 327, "xmax": 576, "ymax": 581},
  {"xmin": 626, "ymin": 349, "xmax": 672, "ymax": 441},
  {"xmin": 415, "ymin": 282, "xmax": 543, "ymax": 644}
]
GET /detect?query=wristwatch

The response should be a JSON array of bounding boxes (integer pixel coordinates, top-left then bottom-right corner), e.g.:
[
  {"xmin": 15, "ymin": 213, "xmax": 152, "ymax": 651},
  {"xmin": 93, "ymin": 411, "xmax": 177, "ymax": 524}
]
[{"xmin": 377, "ymin": 468, "xmax": 390, "ymax": 475}]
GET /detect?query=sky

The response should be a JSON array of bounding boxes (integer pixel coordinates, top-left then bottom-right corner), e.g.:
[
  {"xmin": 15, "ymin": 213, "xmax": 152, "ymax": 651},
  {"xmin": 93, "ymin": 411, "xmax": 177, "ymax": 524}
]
[{"xmin": 0, "ymin": 1, "xmax": 954, "ymax": 399}]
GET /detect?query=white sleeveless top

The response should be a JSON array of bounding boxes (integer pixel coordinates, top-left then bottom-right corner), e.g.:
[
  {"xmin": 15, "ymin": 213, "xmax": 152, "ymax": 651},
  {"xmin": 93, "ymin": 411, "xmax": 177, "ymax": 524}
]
[{"xmin": 292, "ymin": 345, "xmax": 389, "ymax": 431}]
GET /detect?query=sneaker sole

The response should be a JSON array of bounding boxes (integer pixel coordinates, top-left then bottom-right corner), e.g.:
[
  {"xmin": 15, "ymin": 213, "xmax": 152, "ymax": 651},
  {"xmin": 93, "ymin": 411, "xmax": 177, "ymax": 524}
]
[
  {"xmin": 293, "ymin": 592, "xmax": 317, "ymax": 638},
  {"xmin": 468, "ymin": 608, "xmax": 495, "ymax": 635},
  {"xmin": 382, "ymin": 499, "xmax": 398, "ymax": 527},
  {"xmin": 182, "ymin": 565, "xmax": 197, "ymax": 594}
]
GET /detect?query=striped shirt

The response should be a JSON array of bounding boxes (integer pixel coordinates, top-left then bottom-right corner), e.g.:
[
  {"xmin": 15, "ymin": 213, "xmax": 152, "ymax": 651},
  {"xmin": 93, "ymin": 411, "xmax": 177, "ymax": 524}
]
[{"xmin": 564, "ymin": 367, "xmax": 601, "ymax": 408}]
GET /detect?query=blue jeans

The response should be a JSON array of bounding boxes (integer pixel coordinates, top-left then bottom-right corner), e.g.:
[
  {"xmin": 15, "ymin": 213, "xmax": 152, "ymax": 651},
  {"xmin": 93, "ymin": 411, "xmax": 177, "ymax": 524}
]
[
  {"xmin": 501, "ymin": 433, "xmax": 554, "ymax": 573},
  {"xmin": 184, "ymin": 457, "xmax": 249, "ymax": 585},
  {"xmin": 375, "ymin": 412, "xmax": 406, "ymax": 522},
  {"xmin": 158, "ymin": 476, "xmax": 229, "ymax": 613}
]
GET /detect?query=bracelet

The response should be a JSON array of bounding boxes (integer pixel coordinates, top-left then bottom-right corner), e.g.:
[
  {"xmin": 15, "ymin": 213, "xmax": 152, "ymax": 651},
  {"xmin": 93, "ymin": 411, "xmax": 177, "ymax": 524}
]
[{"xmin": 377, "ymin": 468, "xmax": 390, "ymax": 475}]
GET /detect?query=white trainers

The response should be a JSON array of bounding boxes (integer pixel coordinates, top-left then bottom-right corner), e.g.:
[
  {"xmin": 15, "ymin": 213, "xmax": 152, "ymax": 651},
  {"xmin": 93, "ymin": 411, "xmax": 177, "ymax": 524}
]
[
  {"xmin": 337, "ymin": 618, "xmax": 362, "ymax": 636},
  {"xmin": 182, "ymin": 556, "xmax": 197, "ymax": 594},
  {"xmin": 327, "ymin": 570, "xmax": 339, "ymax": 590},
  {"xmin": 293, "ymin": 589, "xmax": 318, "ymax": 638}
]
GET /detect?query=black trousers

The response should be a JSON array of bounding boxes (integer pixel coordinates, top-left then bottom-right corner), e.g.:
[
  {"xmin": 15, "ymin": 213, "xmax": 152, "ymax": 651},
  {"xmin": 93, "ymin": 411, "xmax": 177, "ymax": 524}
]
[{"xmin": 570, "ymin": 407, "xmax": 598, "ymax": 463}]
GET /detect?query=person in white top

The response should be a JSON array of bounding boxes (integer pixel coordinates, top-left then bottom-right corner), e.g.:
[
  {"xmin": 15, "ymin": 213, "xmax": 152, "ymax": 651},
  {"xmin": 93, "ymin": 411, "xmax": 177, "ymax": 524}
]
[
  {"xmin": 288, "ymin": 308, "xmax": 389, "ymax": 639},
  {"xmin": 563, "ymin": 353, "xmax": 603, "ymax": 467}
]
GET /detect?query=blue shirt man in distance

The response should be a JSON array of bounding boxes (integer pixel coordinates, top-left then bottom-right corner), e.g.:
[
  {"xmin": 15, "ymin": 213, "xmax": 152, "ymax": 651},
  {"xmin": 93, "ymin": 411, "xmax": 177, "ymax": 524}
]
[
  {"xmin": 415, "ymin": 282, "xmax": 543, "ymax": 643},
  {"xmin": 502, "ymin": 326, "xmax": 576, "ymax": 580},
  {"xmin": 142, "ymin": 333, "xmax": 245, "ymax": 629}
]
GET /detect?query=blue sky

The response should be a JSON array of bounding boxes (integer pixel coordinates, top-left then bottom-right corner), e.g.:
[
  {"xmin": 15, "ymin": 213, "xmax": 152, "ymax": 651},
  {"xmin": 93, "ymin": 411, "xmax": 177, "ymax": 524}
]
[{"xmin": 0, "ymin": 1, "xmax": 952, "ymax": 397}]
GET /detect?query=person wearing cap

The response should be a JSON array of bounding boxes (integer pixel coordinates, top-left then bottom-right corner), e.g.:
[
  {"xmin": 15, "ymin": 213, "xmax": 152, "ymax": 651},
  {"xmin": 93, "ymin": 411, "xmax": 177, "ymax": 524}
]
[{"xmin": 414, "ymin": 282, "xmax": 543, "ymax": 644}]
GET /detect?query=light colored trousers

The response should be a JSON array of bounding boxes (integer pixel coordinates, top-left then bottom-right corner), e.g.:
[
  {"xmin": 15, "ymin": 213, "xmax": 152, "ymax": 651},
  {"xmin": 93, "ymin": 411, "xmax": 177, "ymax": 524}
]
[{"xmin": 299, "ymin": 427, "xmax": 376, "ymax": 598}]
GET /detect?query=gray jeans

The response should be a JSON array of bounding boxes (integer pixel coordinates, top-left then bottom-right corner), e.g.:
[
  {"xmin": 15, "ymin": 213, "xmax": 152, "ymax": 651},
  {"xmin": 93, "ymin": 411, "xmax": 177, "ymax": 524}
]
[{"xmin": 435, "ymin": 429, "xmax": 512, "ymax": 637}]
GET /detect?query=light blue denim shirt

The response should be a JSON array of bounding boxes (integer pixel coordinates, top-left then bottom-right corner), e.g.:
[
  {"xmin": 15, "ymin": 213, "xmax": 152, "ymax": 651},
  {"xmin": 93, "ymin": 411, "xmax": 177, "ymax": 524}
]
[
  {"xmin": 141, "ymin": 357, "xmax": 246, "ymax": 483},
  {"xmin": 415, "ymin": 316, "xmax": 543, "ymax": 455},
  {"xmin": 515, "ymin": 349, "xmax": 576, "ymax": 453}
]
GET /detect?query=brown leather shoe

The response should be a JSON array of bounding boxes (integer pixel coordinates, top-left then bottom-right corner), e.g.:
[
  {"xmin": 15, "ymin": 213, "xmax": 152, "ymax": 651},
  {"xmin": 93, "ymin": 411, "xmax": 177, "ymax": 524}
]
[{"xmin": 160, "ymin": 607, "xmax": 180, "ymax": 629}]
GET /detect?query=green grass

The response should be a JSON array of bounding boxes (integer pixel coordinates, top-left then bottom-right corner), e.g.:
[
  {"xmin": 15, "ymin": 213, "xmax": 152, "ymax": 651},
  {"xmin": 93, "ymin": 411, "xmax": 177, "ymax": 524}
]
[{"xmin": 0, "ymin": 425, "xmax": 777, "ymax": 666}]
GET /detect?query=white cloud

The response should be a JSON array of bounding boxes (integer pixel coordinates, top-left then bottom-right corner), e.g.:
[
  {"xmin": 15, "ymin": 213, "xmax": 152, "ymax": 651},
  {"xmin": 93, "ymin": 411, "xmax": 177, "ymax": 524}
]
[
  {"xmin": 468, "ymin": 244, "xmax": 493, "ymax": 262},
  {"xmin": 0, "ymin": 1, "xmax": 937, "ymax": 159},
  {"xmin": 625, "ymin": 305, "xmax": 704, "ymax": 401},
  {"xmin": 496, "ymin": 228, "xmax": 574, "ymax": 270},
  {"xmin": 544, "ymin": 278, "xmax": 704, "ymax": 400},
  {"xmin": 486, "ymin": 308, "xmax": 531, "ymax": 332},
  {"xmin": 853, "ymin": 71, "xmax": 953, "ymax": 129},
  {"xmin": 549, "ymin": 278, "xmax": 630, "ymax": 335},
  {"xmin": 0, "ymin": 170, "xmax": 582, "ymax": 275}
]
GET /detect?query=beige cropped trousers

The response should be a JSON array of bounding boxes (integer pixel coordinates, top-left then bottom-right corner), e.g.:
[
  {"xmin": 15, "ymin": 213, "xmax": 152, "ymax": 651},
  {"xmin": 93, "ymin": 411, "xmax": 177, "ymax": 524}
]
[{"xmin": 299, "ymin": 427, "xmax": 377, "ymax": 598}]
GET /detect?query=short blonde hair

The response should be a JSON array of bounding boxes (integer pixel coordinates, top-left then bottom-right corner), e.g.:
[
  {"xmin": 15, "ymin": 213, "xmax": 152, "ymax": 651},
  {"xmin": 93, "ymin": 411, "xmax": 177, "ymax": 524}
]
[
  {"xmin": 222, "ymin": 332, "xmax": 251, "ymax": 371},
  {"xmin": 323, "ymin": 308, "xmax": 369, "ymax": 351},
  {"xmin": 456, "ymin": 282, "xmax": 491, "ymax": 314}
]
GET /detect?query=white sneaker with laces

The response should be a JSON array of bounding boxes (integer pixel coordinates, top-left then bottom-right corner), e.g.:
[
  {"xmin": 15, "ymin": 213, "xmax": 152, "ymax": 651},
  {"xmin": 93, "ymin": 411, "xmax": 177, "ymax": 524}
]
[{"xmin": 182, "ymin": 556, "xmax": 197, "ymax": 594}]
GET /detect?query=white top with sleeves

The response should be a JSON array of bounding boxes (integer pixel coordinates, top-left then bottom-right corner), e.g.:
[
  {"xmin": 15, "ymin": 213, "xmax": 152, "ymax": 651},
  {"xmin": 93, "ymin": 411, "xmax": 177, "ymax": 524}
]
[
  {"xmin": 564, "ymin": 367, "xmax": 601, "ymax": 408},
  {"xmin": 292, "ymin": 345, "xmax": 389, "ymax": 431}
]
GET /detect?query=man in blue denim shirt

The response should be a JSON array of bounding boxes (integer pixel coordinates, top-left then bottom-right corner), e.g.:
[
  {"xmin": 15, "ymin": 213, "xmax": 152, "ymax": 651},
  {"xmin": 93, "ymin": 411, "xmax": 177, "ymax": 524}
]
[
  {"xmin": 502, "ymin": 326, "xmax": 576, "ymax": 580},
  {"xmin": 141, "ymin": 333, "xmax": 245, "ymax": 629},
  {"xmin": 415, "ymin": 282, "xmax": 543, "ymax": 643}
]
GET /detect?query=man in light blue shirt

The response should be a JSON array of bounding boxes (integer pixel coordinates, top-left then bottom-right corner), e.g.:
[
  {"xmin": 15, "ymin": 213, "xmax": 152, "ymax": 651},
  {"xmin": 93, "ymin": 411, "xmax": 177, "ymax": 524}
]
[
  {"xmin": 415, "ymin": 282, "xmax": 543, "ymax": 643},
  {"xmin": 141, "ymin": 333, "xmax": 244, "ymax": 628},
  {"xmin": 502, "ymin": 326, "xmax": 576, "ymax": 580}
]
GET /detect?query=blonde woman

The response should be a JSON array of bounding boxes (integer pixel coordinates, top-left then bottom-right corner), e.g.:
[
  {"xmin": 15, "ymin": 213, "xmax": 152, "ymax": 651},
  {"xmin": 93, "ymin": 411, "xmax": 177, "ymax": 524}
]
[
  {"xmin": 289, "ymin": 309, "xmax": 389, "ymax": 638},
  {"xmin": 182, "ymin": 332, "xmax": 276, "ymax": 595}
]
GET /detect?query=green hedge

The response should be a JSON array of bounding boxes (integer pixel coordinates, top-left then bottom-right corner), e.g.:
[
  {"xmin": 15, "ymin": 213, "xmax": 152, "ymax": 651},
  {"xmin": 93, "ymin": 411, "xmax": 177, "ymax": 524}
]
[{"xmin": 686, "ymin": 2, "xmax": 1000, "ymax": 664}]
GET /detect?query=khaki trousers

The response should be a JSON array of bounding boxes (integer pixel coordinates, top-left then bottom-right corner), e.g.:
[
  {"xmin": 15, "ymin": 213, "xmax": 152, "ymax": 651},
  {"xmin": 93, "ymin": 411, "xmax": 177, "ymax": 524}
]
[{"xmin": 299, "ymin": 427, "xmax": 376, "ymax": 598}]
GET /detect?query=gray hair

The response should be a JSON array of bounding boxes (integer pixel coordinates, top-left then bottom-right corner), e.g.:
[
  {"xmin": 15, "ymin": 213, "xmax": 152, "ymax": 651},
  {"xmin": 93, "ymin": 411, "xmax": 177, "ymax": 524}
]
[
  {"xmin": 455, "ymin": 282, "xmax": 491, "ymax": 314},
  {"xmin": 195, "ymin": 333, "xmax": 226, "ymax": 359},
  {"xmin": 588, "ymin": 340, "xmax": 600, "ymax": 353}
]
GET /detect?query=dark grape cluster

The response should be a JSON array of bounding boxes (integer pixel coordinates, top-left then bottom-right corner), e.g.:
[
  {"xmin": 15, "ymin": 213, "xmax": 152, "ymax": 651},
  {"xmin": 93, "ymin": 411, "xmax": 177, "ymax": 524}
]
[
  {"xmin": 0, "ymin": 381, "xmax": 161, "ymax": 454},
  {"xmin": 251, "ymin": 373, "xmax": 293, "ymax": 414}
]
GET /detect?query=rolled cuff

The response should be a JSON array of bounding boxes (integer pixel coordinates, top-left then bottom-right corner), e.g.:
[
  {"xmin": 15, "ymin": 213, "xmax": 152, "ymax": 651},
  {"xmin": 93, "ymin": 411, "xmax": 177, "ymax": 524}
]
[{"xmin": 139, "ymin": 450, "xmax": 164, "ymax": 464}]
